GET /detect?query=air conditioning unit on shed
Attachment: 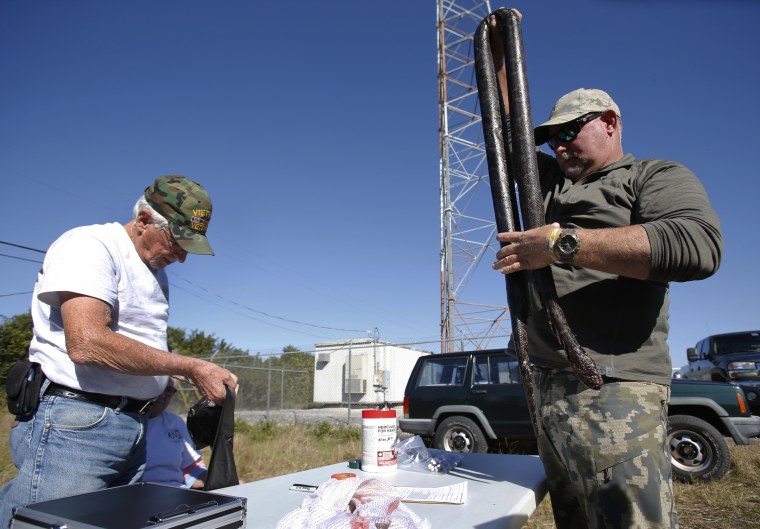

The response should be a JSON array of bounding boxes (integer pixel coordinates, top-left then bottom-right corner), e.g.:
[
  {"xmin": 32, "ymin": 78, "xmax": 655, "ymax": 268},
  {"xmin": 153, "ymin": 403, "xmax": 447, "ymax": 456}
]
[{"xmin": 345, "ymin": 378, "xmax": 367, "ymax": 394}]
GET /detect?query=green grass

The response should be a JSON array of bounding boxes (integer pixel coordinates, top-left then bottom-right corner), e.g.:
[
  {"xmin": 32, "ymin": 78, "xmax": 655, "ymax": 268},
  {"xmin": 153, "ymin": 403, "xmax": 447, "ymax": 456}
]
[
  {"xmin": 0, "ymin": 412, "xmax": 16, "ymax": 485},
  {"xmin": 3, "ymin": 413, "xmax": 759, "ymax": 528},
  {"xmin": 232, "ymin": 420, "xmax": 361, "ymax": 481}
]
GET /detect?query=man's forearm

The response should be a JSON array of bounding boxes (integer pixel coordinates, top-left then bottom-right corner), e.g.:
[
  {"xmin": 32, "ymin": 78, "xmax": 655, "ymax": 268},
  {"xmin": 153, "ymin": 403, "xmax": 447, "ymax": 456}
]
[
  {"xmin": 60, "ymin": 294, "xmax": 197, "ymax": 377},
  {"xmin": 573, "ymin": 225, "xmax": 652, "ymax": 280},
  {"xmin": 67, "ymin": 327, "xmax": 200, "ymax": 378},
  {"xmin": 60, "ymin": 293, "xmax": 237, "ymax": 404},
  {"xmin": 494, "ymin": 224, "xmax": 653, "ymax": 280}
]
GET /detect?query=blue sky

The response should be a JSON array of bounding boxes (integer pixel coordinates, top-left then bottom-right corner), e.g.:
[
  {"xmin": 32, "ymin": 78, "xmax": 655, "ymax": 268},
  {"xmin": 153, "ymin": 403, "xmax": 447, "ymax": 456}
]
[{"xmin": 1, "ymin": 0, "xmax": 757, "ymax": 370}]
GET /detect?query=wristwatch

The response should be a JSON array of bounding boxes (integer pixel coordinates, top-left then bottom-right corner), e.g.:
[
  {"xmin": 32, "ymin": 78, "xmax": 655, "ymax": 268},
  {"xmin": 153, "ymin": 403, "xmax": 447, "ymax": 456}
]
[{"xmin": 548, "ymin": 228, "xmax": 581, "ymax": 263}]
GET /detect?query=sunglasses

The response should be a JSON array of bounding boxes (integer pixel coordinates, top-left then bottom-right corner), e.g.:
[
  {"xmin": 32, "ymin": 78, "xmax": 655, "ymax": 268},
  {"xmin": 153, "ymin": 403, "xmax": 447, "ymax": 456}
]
[
  {"xmin": 547, "ymin": 112, "xmax": 602, "ymax": 150},
  {"xmin": 161, "ymin": 226, "xmax": 185, "ymax": 255}
]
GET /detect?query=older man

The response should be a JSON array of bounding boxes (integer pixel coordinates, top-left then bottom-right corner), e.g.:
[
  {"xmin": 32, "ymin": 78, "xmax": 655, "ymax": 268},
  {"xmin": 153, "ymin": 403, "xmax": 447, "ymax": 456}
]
[
  {"xmin": 1, "ymin": 175, "xmax": 238, "ymax": 526},
  {"xmin": 488, "ymin": 12, "xmax": 722, "ymax": 529}
]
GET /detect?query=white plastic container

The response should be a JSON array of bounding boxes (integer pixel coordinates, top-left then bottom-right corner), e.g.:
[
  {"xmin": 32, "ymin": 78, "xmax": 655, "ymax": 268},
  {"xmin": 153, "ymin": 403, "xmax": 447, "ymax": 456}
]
[{"xmin": 361, "ymin": 409, "xmax": 397, "ymax": 473}]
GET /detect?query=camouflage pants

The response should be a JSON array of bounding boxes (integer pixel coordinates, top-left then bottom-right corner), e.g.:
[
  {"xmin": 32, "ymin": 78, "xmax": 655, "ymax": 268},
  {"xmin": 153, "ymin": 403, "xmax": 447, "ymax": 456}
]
[{"xmin": 533, "ymin": 368, "xmax": 678, "ymax": 529}]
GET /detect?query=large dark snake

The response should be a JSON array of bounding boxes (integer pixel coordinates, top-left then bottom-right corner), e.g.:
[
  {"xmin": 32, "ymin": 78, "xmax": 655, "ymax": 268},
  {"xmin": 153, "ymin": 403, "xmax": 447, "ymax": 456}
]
[{"xmin": 472, "ymin": 9, "xmax": 603, "ymax": 432}]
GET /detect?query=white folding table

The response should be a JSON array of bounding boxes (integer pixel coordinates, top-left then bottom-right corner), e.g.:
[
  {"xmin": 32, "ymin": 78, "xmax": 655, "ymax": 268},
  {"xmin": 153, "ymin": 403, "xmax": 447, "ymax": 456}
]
[{"xmin": 218, "ymin": 452, "xmax": 546, "ymax": 529}]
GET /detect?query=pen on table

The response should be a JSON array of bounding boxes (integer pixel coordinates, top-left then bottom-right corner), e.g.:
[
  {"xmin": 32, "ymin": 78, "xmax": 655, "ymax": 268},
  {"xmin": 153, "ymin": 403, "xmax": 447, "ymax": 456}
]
[{"xmin": 289, "ymin": 483, "xmax": 318, "ymax": 492}]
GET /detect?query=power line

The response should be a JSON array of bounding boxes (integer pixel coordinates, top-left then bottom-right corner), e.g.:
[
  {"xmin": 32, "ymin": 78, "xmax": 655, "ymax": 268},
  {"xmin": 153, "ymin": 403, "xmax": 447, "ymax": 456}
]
[
  {"xmin": 169, "ymin": 281, "xmax": 336, "ymax": 341},
  {"xmin": 0, "ymin": 292, "xmax": 33, "ymax": 298},
  {"xmin": 0, "ymin": 241, "xmax": 47, "ymax": 253},
  {"xmin": 0, "ymin": 241, "xmax": 46, "ymax": 265},
  {"xmin": 0, "ymin": 253, "xmax": 43, "ymax": 264},
  {"xmin": 2, "ymin": 237, "xmax": 381, "ymax": 339},
  {"xmin": 170, "ymin": 272, "xmax": 373, "ymax": 335}
]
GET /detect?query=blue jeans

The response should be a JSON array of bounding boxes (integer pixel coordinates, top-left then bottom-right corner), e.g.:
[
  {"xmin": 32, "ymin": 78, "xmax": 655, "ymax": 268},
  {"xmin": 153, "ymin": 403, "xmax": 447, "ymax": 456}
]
[{"xmin": 0, "ymin": 395, "xmax": 148, "ymax": 528}]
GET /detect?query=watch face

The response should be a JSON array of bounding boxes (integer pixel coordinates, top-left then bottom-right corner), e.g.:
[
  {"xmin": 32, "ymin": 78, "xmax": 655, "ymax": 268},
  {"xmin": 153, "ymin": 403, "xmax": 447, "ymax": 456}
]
[
  {"xmin": 557, "ymin": 232, "xmax": 579, "ymax": 258},
  {"xmin": 557, "ymin": 235, "xmax": 574, "ymax": 253}
]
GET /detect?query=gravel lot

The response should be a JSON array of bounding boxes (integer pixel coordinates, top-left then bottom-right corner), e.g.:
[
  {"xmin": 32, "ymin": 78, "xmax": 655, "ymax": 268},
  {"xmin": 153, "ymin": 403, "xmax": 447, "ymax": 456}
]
[{"xmin": 236, "ymin": 406, "xmax": 403, "ymax": 428}]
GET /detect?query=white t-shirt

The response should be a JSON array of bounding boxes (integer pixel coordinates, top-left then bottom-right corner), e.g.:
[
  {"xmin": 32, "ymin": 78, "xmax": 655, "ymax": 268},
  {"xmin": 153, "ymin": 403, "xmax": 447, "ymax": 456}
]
[
  {"xmin": 29, "ymin": 222, "xmax": 169, "ymax": 399},
  {"xmin": 143, "ymin": 411, "xmax": 206, "ymax": 488}
]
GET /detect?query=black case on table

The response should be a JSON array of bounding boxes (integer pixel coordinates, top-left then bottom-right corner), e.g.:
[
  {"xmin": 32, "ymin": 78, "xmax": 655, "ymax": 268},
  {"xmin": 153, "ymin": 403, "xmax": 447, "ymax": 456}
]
[{"xmin": 10, "ymin": 483, "xmax": 246, "ymax": 529}]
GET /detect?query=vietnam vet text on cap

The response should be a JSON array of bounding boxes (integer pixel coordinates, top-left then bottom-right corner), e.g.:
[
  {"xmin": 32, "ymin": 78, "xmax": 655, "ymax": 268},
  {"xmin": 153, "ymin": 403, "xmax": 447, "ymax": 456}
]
[
  {"xmin": 534, "ymin": 88, "xmax": 620, "ymax": 146},
  {"xmin": 144, "ymin": 175, "xmax": 214, "ymax": 255}
]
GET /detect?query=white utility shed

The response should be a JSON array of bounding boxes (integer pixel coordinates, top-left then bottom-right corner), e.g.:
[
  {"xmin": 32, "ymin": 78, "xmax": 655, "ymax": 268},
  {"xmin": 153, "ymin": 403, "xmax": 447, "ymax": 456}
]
[{"xmin": 313, "ymin": 338, "xmax": 431, "ymax": 405}]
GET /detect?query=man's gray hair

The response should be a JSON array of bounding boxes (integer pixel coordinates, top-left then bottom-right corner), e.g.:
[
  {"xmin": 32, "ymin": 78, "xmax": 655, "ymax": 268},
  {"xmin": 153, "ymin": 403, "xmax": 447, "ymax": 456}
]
[{"xmin": 133, "ymin": 196, "xmax": 169, "ymax": 228}]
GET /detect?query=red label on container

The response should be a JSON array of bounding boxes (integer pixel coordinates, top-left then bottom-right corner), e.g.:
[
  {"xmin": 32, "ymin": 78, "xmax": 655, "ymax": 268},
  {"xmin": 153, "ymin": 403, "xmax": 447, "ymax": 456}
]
[{"xmin": 362, "ymin": 409, "xmax": 396, "ymax": 419}]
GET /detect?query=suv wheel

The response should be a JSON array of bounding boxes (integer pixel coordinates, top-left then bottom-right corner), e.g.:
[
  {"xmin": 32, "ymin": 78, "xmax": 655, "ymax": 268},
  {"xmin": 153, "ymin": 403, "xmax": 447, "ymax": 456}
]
[
  {"xmin": 667, "ymin": 414, "xmax": 731, "ymax": 482},
  {"xmin": 433, "ymin": 416, "xmax": 488, "ymax": 453}
]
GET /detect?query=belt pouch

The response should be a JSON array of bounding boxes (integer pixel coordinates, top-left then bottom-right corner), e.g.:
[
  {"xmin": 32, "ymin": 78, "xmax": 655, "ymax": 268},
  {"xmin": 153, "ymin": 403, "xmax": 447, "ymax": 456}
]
[{"xmin": 6, "ymin": 360, "xmax": 43, "ymax": 418}]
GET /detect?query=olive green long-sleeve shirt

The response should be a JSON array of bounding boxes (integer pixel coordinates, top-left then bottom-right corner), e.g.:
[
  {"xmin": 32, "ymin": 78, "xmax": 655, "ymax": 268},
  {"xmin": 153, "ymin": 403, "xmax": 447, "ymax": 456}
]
[{"xmin": 528, "ymin": 153, "xmax": 723, "ymax": 384}]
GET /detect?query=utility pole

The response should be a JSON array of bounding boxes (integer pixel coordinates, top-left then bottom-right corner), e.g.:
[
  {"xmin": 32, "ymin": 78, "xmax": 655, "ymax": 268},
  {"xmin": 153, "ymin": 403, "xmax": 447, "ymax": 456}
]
[{"xmin": 437, "ymin": 0, "xmax": 511, "ymax": 353}]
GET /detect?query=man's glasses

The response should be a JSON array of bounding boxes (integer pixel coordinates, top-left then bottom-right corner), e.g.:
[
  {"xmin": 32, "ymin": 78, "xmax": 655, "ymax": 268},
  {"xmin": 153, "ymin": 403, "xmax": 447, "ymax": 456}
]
[
  {"xmin": 547, "ymin": 112, "xmax": 602, "ymax": 150},
  {"xmin": 161, "ymin": 226, "xmax": 185, "ymax": 255}
]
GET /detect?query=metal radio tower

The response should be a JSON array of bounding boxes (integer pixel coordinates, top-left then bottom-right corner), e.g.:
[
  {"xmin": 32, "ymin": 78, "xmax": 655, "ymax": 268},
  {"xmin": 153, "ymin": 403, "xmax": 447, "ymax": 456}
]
[{"xmin": 437, "ymin": 0, "xmax": 510, "ymax": 353}]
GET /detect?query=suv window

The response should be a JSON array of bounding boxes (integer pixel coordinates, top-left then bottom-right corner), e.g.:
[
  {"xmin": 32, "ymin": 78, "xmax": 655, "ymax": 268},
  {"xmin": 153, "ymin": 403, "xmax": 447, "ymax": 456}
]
[
  {"xmin": 474, "ymin": 355, "xmax": 520, "ymax": 385},
  {"xmin": 417, "ymin": 356, "xmax": 468, "ymax": 386}
]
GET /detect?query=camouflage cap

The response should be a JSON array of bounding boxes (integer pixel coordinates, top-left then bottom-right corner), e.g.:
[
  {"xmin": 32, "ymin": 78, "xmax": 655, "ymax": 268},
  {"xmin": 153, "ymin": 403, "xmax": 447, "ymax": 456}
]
[
  {"xmin": 144, "ymin": 175, "xmax": 214, "ymax": 255},
  {"xmin": 534, "ymin": 88, "xmax": 620, "ymax": 145}
]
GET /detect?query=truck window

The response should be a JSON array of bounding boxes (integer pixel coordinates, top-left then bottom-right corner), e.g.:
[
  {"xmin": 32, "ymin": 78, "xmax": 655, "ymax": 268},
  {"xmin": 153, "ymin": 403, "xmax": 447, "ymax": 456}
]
[
  {"xmin": 492, "ymin": 356, "xmax": 521, "ymax": 384},
  {"xmin": 417, "ymin": 356, "xmax": 468, "ymax": 387},
  {"xmin": 712, "ymin": 332, "xmax": 760, "ymax": 355},
  {"xmin": 472, "ymin": 355, "xmax": 520, "ymax": 385},
  {"xmin": 474, "ymin": 357, "xmax": 488, "ymax": 384}
]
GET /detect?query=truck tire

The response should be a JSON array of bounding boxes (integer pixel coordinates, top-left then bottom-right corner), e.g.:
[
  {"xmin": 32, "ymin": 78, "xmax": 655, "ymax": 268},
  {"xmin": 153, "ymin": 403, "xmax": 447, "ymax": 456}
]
[
  {"xmin": 433, "ymin": 416, "xmax": 488, "ymax": 453},
  {"xmin": 667, "ymin": 414, "xmax": 731, "ymax": 482}
]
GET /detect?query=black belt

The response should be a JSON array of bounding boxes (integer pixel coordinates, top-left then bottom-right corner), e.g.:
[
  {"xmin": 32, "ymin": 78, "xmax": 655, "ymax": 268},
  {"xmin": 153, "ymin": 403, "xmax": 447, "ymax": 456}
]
[{"xmin": 46, "ymin": 382, "xmax": 155, "ymax": 414}]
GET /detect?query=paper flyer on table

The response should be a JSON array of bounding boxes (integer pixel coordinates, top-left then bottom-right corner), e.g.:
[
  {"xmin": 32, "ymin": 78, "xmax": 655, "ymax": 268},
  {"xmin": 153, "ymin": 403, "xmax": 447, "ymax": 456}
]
[{"xmin": 396, "ymin": 481, "xmax": 468, "ymax": 504}]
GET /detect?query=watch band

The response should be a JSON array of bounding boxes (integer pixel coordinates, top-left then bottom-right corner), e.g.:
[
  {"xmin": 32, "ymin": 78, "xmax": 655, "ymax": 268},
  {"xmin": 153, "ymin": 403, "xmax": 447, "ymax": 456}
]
[{"xmin": 547, "ymin": 227, "xmax": 562, "ymax": 262}]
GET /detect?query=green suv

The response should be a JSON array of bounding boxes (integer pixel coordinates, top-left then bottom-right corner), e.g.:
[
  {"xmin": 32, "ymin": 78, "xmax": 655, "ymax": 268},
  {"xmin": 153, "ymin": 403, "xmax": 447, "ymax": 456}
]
[{"xmin": 399, "ymin": 349, "xmax": 760, "ymax": 482}]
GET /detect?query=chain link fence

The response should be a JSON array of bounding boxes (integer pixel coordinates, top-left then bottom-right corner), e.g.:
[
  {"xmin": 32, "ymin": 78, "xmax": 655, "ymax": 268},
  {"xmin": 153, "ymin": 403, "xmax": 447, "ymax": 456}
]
[{"xmin": 169, "ymin": 336, "xmax": 511, "ymax": 426}]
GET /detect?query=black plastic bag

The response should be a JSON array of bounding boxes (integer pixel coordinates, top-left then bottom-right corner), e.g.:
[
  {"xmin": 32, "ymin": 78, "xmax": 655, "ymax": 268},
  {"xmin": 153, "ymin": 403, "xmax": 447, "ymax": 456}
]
[
  {"xmin": 187, "ymin": 387, "xmax": 239, "ymax": 490},
  {"xmin": 187, "ymin": 397, "xmax": 221, "ymax": 450}
]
